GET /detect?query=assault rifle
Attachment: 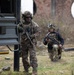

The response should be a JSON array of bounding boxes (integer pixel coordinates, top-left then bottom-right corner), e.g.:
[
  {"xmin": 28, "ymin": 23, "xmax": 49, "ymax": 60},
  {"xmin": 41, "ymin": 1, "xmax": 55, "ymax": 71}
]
[
  {"xmin": 25, "ymin": 32, "xmax": 34, "ymax": 45},
  {"xmin": 22, "ymin": 31, "xmax": 34, "ymax": 46},
  {"xmin": 47, "ymin": 36, "xmax": 60, "ymax": 44}
]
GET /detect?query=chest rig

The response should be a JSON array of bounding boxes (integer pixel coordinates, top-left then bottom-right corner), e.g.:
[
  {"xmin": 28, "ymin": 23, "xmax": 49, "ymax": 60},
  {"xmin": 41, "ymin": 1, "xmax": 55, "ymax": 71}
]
[
  {"xmin": 48, "ymin": 32, "xmax": 57, "ymax": 39},
  {"xmin": 48, "ymin": 32, "xmax": 59, "ymax": 44},
  {"xmin": 23, "ymin": 22, "xmax": 34, "ymax": 35}
]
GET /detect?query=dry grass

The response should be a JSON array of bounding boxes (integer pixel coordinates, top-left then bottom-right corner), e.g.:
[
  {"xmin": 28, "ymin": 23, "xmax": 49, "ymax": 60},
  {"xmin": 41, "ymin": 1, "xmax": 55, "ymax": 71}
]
[{"xmin": 0, "ymin": 45, "xmax": 74, "ymax": 75}]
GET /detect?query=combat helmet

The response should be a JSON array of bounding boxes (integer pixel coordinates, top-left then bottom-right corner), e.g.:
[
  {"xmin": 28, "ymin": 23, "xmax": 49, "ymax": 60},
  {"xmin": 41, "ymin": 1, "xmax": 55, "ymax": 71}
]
[
  {"xmin": 48, "ymin": 23, "xmax": 55, "ymax": 29},
  {"xmin": 22, "ymin": 11, "xmax": 32, "ymax": 19}
]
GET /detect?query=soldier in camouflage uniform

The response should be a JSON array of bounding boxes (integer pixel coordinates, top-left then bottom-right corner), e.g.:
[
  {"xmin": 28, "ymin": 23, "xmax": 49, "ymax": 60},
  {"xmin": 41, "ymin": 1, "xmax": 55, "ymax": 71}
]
[
  {"xmin": 43, "ymin": 24, "xmax": 64, "ymax": 61},
  {"xmin": 18, "ymin": 11, "xmax": 39, "ymax": 75}
]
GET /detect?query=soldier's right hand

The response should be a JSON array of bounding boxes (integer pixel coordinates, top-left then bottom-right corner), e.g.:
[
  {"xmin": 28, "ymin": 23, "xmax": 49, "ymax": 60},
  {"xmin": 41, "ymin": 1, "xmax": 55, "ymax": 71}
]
[{"xmin": 45, "ymin": 38, "xmax": 51, "ymax": 43}]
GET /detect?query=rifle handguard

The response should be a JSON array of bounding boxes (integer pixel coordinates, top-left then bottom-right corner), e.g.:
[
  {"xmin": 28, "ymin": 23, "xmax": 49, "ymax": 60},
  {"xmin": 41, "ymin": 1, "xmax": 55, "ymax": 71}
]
[{"xmin": 30, "ymin": 34, "xmax": 35, "ymax": 38}]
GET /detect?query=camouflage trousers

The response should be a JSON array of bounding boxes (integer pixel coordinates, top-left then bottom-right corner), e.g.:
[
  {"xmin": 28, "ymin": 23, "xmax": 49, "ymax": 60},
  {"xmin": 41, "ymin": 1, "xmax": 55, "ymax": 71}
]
[
  {"xmin": 48, "ymin": 48, "xmax": 62, "ymax": 61},
  {"xmin": 48, "ymin": 48, "xmax": 62, "ymax": 55},
  {"xmin": 21, "ymin": 44, "xmax": 38, "ymax": 72}
]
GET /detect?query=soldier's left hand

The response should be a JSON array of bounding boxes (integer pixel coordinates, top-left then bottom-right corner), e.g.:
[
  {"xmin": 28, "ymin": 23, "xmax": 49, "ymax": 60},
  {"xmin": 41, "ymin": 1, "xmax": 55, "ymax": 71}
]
[{"xmin": 59, "ymin": 44, "xmax": 63, "ymax": 48}]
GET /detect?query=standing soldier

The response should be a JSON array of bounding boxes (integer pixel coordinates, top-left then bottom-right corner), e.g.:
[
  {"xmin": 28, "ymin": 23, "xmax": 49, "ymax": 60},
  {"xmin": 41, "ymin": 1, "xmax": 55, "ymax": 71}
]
[
  {"xmin": 43, "ymin": 24, "xmax": 64, "ymax": 61},
  {"xmin": 18, "ymin": 11, "xmax": 39, "ymax": 75}
]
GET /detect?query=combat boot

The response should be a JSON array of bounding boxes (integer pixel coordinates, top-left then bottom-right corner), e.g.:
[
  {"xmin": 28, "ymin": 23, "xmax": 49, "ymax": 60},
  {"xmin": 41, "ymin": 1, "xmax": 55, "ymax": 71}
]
[
  {"xmin": 24, "ymin": 65, "xmax": 30, "ymax": 74},
  {"xmin": 32, "ymin": 68, "xmax": 37, "ymax": 75},
  {"xmin": 25, "ymin": 69, "xmax": 29, "ymax": 73},
  {"xmin": 24, "ymin": 61, "xmax": 30, "ymax": 72},
  {"xmin": 32, "ymin": 71, "xmax": 37, "ymax": 75},
  {"xmin": 23, "ymin": 68, "xmax": 29, "ymax": 75}
]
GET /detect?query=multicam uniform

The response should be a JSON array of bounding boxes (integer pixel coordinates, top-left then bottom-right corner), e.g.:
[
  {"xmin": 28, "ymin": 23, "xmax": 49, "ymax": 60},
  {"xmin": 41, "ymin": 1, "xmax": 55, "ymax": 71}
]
[{"xmin": 18, "ymin": 21, "xmax": 39, "ymax": 73}]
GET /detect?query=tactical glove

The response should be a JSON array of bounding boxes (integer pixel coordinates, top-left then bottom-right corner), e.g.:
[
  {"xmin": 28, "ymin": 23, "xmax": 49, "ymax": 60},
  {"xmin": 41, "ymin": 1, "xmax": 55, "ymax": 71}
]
[
  {"xmin": 18, "ymin": 26, "xmax": 23, "ymax": 33},
  {"xmin": 30, "ymin": 34, "xmax": 35, "ymax": 39}
]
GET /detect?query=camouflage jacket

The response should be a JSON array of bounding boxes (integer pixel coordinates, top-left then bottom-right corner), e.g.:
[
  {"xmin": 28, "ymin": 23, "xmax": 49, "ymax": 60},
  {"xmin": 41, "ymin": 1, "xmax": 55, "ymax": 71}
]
[{"xmin": 18, "ymin": 21, "xmax": 39, "ymax": 45}]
